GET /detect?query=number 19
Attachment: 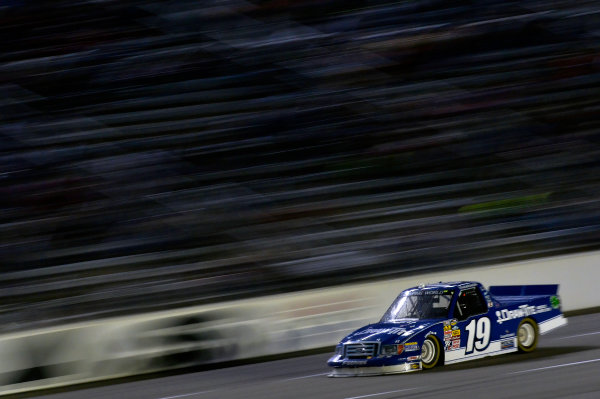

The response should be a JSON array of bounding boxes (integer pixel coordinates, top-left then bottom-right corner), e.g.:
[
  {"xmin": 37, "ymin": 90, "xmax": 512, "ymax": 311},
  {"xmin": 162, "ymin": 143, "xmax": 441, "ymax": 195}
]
[{"xmin": 465, "ymin": 317, "xmax": 491, "ymax": 354}]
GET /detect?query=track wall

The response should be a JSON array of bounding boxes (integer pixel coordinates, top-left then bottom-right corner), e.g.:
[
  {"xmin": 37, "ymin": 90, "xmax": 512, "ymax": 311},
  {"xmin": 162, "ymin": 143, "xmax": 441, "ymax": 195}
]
[{"xmin": 1, "ymin": 250, "xmax": 598, "ymax": 395}]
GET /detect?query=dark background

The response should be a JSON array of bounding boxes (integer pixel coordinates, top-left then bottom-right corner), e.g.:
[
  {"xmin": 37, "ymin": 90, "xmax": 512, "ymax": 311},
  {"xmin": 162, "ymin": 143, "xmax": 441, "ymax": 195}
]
[{"xmin": 1, "ymin": 0, "xmax": 599, "ymax": 331}]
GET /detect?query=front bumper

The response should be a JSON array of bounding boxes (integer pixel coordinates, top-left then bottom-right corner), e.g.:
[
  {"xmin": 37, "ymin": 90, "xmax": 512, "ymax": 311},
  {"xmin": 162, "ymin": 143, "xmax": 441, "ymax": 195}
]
[
  {"xmin": 328, "ymin": 357, "xmax": 422, "ymax": 377},
  {"xmin": 329, "ymin": 362, "xmax": 421, "ymax": 377}
]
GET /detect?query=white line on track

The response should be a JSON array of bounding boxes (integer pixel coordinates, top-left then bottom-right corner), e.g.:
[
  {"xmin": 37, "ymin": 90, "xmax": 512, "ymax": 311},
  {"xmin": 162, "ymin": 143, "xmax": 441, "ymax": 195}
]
[
  {"xmin": 344, "ymin": 388, "xmax": 417, "ymax": 399},
  {"xmin": 557, "ymin": 331, "xmax": 600, "ymax": 339},
  {"xmin": 510, "ymin": 358, "xmax": 600, "ymax": 374},
  {"xmin": 157, "ymin": 390, "xmax": 215, "ymax": 399},
  {"xmin": 284, "ymin": 372, "xmax": 330, "ymax": 381}
]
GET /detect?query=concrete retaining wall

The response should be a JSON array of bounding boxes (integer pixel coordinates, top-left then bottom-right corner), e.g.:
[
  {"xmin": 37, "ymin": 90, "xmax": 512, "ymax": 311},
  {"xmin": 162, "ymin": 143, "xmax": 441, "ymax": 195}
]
[{"xmin": 1, "ymin": 250, "xmax": 599, "ymax": 395}]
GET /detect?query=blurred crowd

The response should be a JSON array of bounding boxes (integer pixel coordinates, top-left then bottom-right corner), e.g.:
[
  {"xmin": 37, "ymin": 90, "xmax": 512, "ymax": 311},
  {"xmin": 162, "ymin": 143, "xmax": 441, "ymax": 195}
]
[{"xmin": 1, "ymin": 0, "xmax": 600, "ymax": 331}]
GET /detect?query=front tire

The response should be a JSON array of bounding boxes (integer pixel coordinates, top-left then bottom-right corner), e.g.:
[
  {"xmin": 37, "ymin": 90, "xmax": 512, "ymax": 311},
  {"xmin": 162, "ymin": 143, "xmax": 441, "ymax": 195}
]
[
  {"xmin": 517, "ymin": 318, "xmax": 538, "ymax": 353},
  {"xmin": 421, "ymin": 336, "xmax": 441, "ymax": 369}
]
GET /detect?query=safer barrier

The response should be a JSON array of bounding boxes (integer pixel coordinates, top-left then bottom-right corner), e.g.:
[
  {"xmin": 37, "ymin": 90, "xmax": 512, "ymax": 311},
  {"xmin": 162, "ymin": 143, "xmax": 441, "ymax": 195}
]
[{"xmin": 1, "ymin": 250, "xmax": 599, "ymax": 395}]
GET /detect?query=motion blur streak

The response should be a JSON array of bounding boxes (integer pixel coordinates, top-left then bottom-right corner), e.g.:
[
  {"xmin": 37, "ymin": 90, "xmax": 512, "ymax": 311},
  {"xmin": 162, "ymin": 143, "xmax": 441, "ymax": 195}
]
[
  {"xmin": 510, "ymin": 358, "xmax": 600, "ymax": 374},
  {"xmin": 157, "ymin": 391, "xmax": 216, "ymax": 399},
  {"xmin": 344, "ymin": 388, "xmax": 418, "ymax": 399},
  {"xmin": 1, "ymin": 0, "xmax": 599, "ymax": 349}
]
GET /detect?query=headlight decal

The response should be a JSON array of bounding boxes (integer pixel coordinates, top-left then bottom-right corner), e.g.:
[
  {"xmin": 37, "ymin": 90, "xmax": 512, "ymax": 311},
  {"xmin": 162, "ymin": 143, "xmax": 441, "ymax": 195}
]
[{"xmin": 381, "ymin": 344, "xmax": 404, "ymax": 356}]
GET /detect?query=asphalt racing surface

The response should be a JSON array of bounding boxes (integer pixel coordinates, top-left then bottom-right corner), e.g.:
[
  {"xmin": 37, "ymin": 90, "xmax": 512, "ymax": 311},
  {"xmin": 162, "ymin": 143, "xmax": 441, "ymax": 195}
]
[{"xmin": 33, "ymin": 313, "xmax": 600, "ymax": 399}]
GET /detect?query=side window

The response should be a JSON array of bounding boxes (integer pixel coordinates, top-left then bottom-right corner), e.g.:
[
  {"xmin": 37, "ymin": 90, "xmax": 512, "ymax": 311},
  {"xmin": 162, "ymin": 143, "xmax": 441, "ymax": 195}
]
[{"xmin": 454, "ymin": 288, "xmax": 488, "ymax": 321}]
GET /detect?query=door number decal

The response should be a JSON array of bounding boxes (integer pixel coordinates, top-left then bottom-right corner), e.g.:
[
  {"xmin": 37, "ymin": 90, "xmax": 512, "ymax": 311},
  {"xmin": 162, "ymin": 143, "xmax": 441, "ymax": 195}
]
[{"xmin": 465, "ymin": 317, "xmax": 491, "ymax": 354}]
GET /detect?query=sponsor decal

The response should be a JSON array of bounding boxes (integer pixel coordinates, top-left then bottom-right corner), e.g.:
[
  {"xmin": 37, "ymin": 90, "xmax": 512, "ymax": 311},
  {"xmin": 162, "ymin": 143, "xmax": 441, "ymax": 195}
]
[
  {"xmin": 408, "ymin": 289, "xmax": 453, "ymax": 295},
  {"xmin": 444, "ymin": 325, "xmax": 452, "ymax": 332},
  {"xmin": 501, "ymin": 339, "xmax": 515, "ymax": 350},
  {"xmin": 404, "ymin": 342, "xmax": 420, "ymax": 352},
  {"xmin": 459, "ymin": 283, "xmax": 478, "ymax": 289},
  {"xmin": 407, "ymin": 355, "xmax": 420, "ymax": 361},
  {"xmin": 444, "ymin": 326, "xmax": 459, "ymax": 351},
  {"xmin": 352, "ymin": 327, "xmax": 406, "ymax": 336},
  {"xmin": 343, "ymin": 360, "xmax": 367, "ymax": 365},
  {"xmin": 550, "ymin": 296, "xmax": 561, "ymax": 309},
  {"xmin": 496, "ymin": 304, "xmax": 552, "ymax": 324},
  {"xmin": 444, "ymin": 325, "xmax": 461, "ymax": 351},
  {"xmin": 410, "ymin": 363, "xmax": 420, "ymax": 370},
  {"xmin": 500, "ymin": 333, "xmax": 515, "ymax": 339}
]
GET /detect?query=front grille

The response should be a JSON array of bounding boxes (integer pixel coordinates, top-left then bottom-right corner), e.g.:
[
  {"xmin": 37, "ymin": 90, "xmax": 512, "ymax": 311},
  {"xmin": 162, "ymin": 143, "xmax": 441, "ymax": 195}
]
[{"xmin": 344, "ymin": 342, "xmax": 378, "ymax": 359}]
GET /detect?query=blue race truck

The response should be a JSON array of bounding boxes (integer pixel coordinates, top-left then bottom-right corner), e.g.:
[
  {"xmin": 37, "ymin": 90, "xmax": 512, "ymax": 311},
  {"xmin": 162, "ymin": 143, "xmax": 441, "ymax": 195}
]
[{"xmin": 328, "ymin": 281, "xmax": 566, "ymax": 376}]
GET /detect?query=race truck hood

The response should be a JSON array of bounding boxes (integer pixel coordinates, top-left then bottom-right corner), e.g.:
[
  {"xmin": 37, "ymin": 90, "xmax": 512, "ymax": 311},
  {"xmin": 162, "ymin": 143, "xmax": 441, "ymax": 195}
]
[{"xmin": 341, "ymin": 320, "xmax": 435, "ymax": 345}]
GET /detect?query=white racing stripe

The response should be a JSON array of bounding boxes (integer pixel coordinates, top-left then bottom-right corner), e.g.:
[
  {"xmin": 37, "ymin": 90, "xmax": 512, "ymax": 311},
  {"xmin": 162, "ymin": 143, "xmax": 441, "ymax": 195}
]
[
  {"xmin": 345, "ymin": 388, "xmax": 417, "ymax": 399},
  {"xmin": 539, "ymin": 315, "xmax": 568, "ymax": 335},
  {"xmin": 510, "ymin": 358, "xmax": 600, "ymax": 374},
  {"xmin": 445, "ymin": 340, "xmax": 518, "ymax": 364}
]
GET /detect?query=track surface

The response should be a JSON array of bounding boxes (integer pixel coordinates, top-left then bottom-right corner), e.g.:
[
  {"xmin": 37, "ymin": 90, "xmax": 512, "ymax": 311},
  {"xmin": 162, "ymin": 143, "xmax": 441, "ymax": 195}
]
[{"xmin": 35, "ymin": 313, "xmax": 600, "ymax": 399}]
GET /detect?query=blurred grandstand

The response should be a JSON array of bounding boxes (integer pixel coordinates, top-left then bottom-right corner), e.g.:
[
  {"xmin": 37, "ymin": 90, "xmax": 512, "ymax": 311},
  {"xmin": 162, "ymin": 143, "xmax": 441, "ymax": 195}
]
[{"xmin": 1, "ymin": 0, "xmax": 600, "ymax": 332}]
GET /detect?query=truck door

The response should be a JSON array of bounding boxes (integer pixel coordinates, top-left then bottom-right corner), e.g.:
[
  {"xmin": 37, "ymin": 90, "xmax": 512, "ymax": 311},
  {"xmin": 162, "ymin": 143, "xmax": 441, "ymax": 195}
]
[{"xmin": 448, "ymin": 287, "xmax": 492, "ymax": 358}]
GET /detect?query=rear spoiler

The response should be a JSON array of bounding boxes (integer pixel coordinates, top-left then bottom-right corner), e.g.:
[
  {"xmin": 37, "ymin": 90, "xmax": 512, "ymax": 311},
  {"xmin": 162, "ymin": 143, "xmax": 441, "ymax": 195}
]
[{"xmin": 488, "ymin": 284, "xmax": 559, "ymax": 296}]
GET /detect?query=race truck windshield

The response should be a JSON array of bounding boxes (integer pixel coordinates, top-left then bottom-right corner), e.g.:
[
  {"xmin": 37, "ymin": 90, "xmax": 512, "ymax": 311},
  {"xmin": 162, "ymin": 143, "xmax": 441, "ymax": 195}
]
[{"xmin": 380, "ymin": 289, "xmax": 454, "ymax": 321}]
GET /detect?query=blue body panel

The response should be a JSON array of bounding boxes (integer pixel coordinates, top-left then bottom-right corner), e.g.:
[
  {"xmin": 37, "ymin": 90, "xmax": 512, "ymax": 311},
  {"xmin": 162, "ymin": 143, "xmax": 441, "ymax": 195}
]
[
  {"xmin": 488, "ymin": 284, "xmax": 559, "ymax": 296},
  {"xmin": 327, "ymin": 281, "xmax": 566, "ymax": 375}
]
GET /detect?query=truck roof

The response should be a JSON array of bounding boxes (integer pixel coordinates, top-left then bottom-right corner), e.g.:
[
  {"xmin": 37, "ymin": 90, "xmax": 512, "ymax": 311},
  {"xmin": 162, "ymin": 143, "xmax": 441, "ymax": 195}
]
[{"xmin": 407, "ymin": 281, "xmax": 481, "ymax": 291}]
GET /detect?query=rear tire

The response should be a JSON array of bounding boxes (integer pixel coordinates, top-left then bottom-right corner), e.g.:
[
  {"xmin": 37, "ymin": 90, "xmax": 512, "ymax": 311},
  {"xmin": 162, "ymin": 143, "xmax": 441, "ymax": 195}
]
[
  {"xmin": 421, "ymin": 336, "xmax": 441, "ymax": 369},
  {"xmin": 517, "ymin": 318, "xmax": 538, "ymax": 353}
]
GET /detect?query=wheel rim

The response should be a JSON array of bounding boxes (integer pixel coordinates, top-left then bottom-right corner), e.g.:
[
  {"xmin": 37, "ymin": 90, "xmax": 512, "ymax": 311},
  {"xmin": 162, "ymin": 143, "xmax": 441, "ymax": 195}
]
[
  {"xmin": 518, "ymin": 323, "xmax": 535, "ymax": 347},
  {"xmin": 421, "ymin": 339, "xmax": 436, "ymax": 364}
]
